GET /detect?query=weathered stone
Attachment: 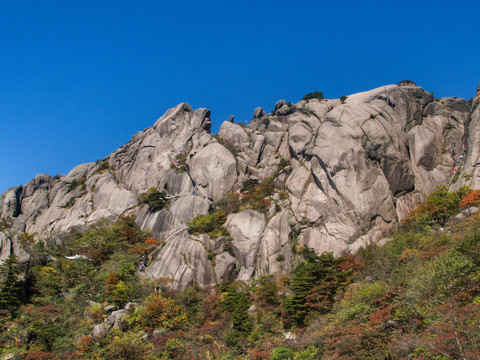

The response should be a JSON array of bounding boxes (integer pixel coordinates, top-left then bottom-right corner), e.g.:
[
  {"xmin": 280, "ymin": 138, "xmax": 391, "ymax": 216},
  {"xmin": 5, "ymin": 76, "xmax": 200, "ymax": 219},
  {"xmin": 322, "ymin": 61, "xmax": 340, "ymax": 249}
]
[
  {"xmin": 274, "ymin": 100, "xmax": 287, "ymax": 111},
  {"xmin": 215, "ymin": 252, "xmax": 239, "ymax": 283},
  {"xmin": 145, "ymin": 230, "xmax": 215, "ymax": 289},
  {"xmin": 288, "ymin": 123, "xmax": 313, "ymax": 155},
  {"xmin": 225, "ymin": 210, "xmax": 265, "ymax": 281},
  {"xmin": 169, "ymin": 194, "xmax": 211, "ymax": 226},
  {"xmin": 218, "ymin": 121, "xmax": 250, "ymax": 152},
  {"xmin": 257, "ymin": 210, "xmax": 294, "ymax": 277},
  {"xmin": 105, "ymin": 309, "xmax": 128, "ymax": 328},
  {"xmin": 1, "ymin": 83, "xmax": 479, "ymax": 288},
  {"xmin": 189, "ymin": 143, "xmax": 238, "ymax": 201},
  {"xmin": 0, "ymin": 234, "xmax": 30, "ymax": 266},
  {"xmin": 253, "ymin": 107, "xmax": 266, "ymax": 119},
  {"xmin": 92, "ymin": 323, "xmax": 110, "ymax": 339},
  {"xmin": 124, "ymin": 302, "xmax": 138, "ymax": 310}
]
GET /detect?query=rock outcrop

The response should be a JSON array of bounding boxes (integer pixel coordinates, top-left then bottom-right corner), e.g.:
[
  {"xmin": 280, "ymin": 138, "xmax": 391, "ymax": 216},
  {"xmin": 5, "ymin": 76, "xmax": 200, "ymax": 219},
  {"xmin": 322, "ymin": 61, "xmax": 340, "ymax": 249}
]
[{"xmin": 1, "ymin": 83, "xmax": 479, "ymax": 288}]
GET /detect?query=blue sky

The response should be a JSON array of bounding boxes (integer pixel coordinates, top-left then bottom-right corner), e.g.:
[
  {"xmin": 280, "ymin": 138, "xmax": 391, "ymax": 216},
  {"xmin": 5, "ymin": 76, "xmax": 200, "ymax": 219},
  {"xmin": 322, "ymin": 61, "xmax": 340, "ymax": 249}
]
[{"xmin": 1, "ymin": 0, "xmax": 479, "ymax": 194}]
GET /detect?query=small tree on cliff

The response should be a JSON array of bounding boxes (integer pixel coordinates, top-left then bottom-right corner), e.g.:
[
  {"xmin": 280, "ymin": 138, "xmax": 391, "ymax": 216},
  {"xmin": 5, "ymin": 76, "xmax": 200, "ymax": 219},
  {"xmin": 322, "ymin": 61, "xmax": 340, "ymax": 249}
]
[{"xmin": 0, "ymin": 253, "xmax": 23, "ymax": 312}]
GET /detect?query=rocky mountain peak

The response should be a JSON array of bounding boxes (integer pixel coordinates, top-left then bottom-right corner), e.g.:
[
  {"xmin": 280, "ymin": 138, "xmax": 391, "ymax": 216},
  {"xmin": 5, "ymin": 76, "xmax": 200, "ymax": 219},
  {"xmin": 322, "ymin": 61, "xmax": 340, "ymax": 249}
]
[{"xmin": 1, "ymin": 83, "xmax": 480, "ymax": 288}]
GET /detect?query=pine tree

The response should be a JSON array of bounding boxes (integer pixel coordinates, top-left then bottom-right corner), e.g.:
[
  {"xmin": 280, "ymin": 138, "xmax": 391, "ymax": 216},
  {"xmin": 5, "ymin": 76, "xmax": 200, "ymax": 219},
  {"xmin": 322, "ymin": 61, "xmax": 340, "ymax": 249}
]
[
  {"xmin": 223, "ymin": 289, "xmax": 252, "ymax": 333},
  {"xmin": 283, "ymin": 249, "xmax": 345, "ymax": 326},
  {"xmin": 0, "ymin": 253, "xmax": 23, "ymax": 311}
]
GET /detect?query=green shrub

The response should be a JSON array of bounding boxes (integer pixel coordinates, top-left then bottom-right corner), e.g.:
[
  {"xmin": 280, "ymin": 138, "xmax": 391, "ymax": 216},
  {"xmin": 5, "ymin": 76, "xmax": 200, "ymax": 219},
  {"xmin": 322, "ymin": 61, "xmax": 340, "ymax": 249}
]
[
  {"xmin": 398, "ymin": 80, "xmax": 416, "ymax": 86},
  {"xmin": 216, "ymin": 136, "xmax": 240, "ymax": 157},
  {"xmin": 64, "ymin": 197, "xmax": 76, "ymax": 209},
  {"xmin": 404, "ymin": 186, "xmax": 471, "ymax": 226},
  {"xmin": 0, "ymin": 253, "xmax": 23, "ymax": 312},
  {"xmin": 240, "ymin": 175, "xmax": 275, "ymax": 213},
  {"xmin": 67, "ymin": 178, "xmax": 86, "ymax": 193},
  {"xmin": 99, "ymin": 331, "xmax": 153, "ymax": 360},
  {"xmin": 270, "ymin": 346, "xmax": 294, "ymax": 360},
  {"xmin": 455, "ymin": 228, "xmax": 480, "ymax": 265},
  {"xmin": 0, "ymin": 216, "xmax": 13, "ymax": 231},
  {"xmin": 302, "ymin": 91, "xmax": 324, "ymax": 101},
  {"xmin": 138, "ymin": 187, "xmax": 168, "ymax": 212},
  {"xmin": 277, "ymin": 158, "xmax": 291, "ymax": 174},
  {"xmin": 406, "ymin": 251, "xmax": 475, "ymax": 307},
  {"xmin": 170, "ymin": 153, "xmax": 188, "ymax": 173},
  {"xmin": 293, "ymin": 346, "xmax": 319, "ymax": 360},
  {"xmin": 187, "ymin": 210, "xmax": 229, "ymax": 238},
  {"xmin": 222, "ymin": 288, "xmax": 252, "ymax": 333},
  {"xmin": 241, "ymin": 179, "xmax": 259, "ymax": 192}
]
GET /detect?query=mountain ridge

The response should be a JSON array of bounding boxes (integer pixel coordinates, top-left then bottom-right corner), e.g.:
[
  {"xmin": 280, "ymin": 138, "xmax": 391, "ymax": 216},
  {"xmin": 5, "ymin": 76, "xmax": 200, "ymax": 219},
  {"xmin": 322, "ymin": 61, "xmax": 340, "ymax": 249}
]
[{"xmin": 1, "ymin": 82, "xmax": 479, "ymax": 288}]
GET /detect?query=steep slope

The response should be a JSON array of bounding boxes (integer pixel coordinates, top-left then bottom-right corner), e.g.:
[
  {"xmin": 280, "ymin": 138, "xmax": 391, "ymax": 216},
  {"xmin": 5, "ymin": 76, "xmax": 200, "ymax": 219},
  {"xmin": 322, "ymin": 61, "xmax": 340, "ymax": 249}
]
[{"xmin": 1, "ymin": 83, "xmax": 479, "ymax": 288}]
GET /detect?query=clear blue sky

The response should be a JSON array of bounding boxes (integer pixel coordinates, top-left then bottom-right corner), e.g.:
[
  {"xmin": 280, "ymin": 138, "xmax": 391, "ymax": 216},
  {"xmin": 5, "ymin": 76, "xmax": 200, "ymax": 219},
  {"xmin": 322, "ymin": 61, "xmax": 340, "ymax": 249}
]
[{"xmin": 1, "ymin": 0, "xmax": 479, "ymax": 194}]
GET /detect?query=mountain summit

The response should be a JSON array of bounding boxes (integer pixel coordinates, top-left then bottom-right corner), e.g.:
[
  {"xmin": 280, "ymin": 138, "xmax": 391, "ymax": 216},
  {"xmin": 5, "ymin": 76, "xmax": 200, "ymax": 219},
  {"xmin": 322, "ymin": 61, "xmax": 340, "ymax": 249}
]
[{"xmin": 1, "ymin": 83, "xmax": 479, "ymax": 288}]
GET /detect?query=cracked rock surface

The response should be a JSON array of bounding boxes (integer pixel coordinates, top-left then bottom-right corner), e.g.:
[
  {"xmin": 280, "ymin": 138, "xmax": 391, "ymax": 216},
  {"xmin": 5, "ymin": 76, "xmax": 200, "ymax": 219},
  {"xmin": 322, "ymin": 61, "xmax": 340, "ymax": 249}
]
[{"xmin": 2, "ymin": 84, "xmax": 480, "ymax": 287}]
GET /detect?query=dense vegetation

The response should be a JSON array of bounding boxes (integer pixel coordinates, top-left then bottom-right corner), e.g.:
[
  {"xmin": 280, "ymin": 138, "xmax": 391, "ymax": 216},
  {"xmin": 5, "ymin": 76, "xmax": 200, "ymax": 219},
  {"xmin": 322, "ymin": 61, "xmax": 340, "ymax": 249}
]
[
  {"xmin": 302, "ymin": 92, "xmax": 324, "ymax": 101},
  {"xmin": 1, "ymin": 186, "xmax": 480, "ymax": 359}
]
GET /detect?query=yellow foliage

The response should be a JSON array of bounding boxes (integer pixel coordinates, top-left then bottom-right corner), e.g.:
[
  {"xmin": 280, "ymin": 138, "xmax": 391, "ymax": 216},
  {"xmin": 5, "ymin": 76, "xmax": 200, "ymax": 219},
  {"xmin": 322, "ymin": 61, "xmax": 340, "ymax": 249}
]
[{"xmin": 140, "ymin": 294, "xmax": 187, "ymax": 329}]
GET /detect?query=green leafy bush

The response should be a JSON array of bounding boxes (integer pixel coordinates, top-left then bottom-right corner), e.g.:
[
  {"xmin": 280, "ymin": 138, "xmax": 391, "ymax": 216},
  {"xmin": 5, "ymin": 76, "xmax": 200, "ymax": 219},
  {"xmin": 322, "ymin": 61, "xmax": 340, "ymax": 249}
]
[
  {"xmin": 270, "ymin": 346, "xmax": 294, "ymax": 360},
  {"xmin": 215, "ymin": 136, "xmax": 240, "ymax": 157},
  {"xmin": 404, "ymin": 186, "xmax": 471, "ymax": 226},
  {"xmin": 0, "ymin": 216, "xmax": 13, "ymax": 231},
  {"xmin": 67, "ymin": 178, "xmax": 86, "ymax": 193},
  {"xmin": 170, "ymin": 153, "xmax": 188, "ymax": 173},
  {"xmin": 241, "ymin": 178, "xmax": 259, "ymax": 192},
  {"xmin": 302, "ymin": 91, "xmax": 324, "ymax": 101},
  {"xmin": 187, "ymin": 210, "xmax": 229, "ymax": 238},
  {"xmin": 138, "ymin": 187, "xmax": 168, "ymax": 212}
]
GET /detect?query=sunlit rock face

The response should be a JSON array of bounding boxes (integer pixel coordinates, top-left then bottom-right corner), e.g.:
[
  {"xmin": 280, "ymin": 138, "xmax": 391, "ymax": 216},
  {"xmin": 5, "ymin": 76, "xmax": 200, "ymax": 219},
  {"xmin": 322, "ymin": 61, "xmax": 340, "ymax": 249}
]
[{"xmin": 2, "ymin": 83, "xmax": 479, "ymax": 288}]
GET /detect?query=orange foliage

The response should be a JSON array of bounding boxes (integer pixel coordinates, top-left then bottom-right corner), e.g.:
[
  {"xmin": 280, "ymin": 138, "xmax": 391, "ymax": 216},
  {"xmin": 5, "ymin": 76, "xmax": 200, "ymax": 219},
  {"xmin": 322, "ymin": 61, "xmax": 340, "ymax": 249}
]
[
  {"xmin": 146, "ymin": 236, "xmax": 160, "ymax": 248},
  {"xmin": 246, "ymin": 345, "xmax": 272, "ymax": 360},
  {"xmin": 130, "ymin": 236, "xmax": 160, "ymax": 255},
  {"xmin": 399, "ymin": 248, "xmax": 419, "ymax": 262},
  {"xmin": 76, "ymin": 335, "xmax": 94, "ymax": 354},
  {"xmin": 368, "ymin": 306, "xmax": 393, "ymax": 327},
  {"xmin": 459, "ymin": 190, "xmax": 480, "ymax": 208},
  {"xmin": 105, "ymin": 272, "xmax": 119, "ymax": 285},
  {"xmin": 129, "ymin": 243, "xmax": 147, "ymax": 255},
  {"xmin": 104, "ymin": 272, "xmax": 119, "ymax": 296},
  {"xmin": 24, "ymin": 352, "xmax": 56, "ymax": 360}
]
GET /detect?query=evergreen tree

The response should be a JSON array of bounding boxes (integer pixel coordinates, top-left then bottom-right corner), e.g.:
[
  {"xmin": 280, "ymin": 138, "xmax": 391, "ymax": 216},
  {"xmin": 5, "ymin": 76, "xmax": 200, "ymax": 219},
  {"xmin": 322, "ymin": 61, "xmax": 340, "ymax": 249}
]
[
  {"xmin": 0, "ymin": 253, "xmax": 23, "ymax": 311},
  {"xmin": 283, "ymin": 249, "xmax": 345, "ymax": 326},
  {"xmin": 223, "ymin": 288, "xmax": 252, "ymax": 333}
]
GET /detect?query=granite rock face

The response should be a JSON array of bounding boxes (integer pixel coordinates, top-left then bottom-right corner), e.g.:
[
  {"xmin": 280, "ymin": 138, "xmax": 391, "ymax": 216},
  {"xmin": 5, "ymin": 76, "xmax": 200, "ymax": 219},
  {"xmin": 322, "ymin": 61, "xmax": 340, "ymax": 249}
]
[{"xmin": 2, "ymin": 83, "xmax": 480, "ymax": 288}]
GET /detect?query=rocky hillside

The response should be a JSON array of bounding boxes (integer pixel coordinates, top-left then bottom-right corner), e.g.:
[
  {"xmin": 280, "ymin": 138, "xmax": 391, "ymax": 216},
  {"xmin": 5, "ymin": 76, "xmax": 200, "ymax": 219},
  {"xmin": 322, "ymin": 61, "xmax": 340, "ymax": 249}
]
[{"xmin": 1, "ymin": 83, "xmax": 479, "ymax": 288}]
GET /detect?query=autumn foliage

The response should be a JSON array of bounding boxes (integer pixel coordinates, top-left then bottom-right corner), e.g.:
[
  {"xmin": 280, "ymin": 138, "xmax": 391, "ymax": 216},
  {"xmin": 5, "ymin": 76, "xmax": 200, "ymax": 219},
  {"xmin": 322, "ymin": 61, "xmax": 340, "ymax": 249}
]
[
  {"xmin": 3, "ymin": 192, "xmax": 480, "ymax": 359},
  {"xmin": 459, "ymin": 189, "xmax": 480, "ymax": 208}
]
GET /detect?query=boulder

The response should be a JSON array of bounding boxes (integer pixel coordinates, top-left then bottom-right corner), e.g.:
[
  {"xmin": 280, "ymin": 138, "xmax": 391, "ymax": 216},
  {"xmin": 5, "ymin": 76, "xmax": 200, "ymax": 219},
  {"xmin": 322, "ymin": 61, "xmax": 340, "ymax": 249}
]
[
  {"xmin": 105, "ymin": 309, "xmax": 128, "ymax": 328},
  {"xmin": 225, "ymin": 210, "xmax": 265, "ymax": 281},
  {"xmin": 218, "ymin": 121, "xmax": 250, "ymax": 152},
  {"xmin": 189, "ymin": 143, "xmax": 238, "ymax": 201},
  {"xmin": 257, "ymin": 210, "xmax": 294, "ymax": 277},
  {"xmin": 253, "ymin": 107, "xmax": 266, "ymax": 119},
  {"xmin": 0, "ymin": 233, "xmax": 30, "ymax": 266},
  {"xmin": 169, "ymin": 194, "xmax": 211, "ymax": 225},
  {"xmin": 215, "ymin": 252, "xmax": 239, "ymax": 282},
  {"xmin": 92, "ymin": 323, "xmax": 110, "ymax": 339},
  {"xmin": 145, "ymin": 230, "xmax": 215, "ymax": 288},
  {"xmin": 1, "ymin": 83, "xmax": 479, "ymax": 289}
]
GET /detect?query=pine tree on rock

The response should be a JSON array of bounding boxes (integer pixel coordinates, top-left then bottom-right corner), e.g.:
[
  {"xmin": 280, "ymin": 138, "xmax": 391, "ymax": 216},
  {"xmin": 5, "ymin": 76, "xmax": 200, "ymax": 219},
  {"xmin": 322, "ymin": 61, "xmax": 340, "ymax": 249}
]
[{"xmin": 0, "ymin": 253, "xmax": 23, "ymax": 312}]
